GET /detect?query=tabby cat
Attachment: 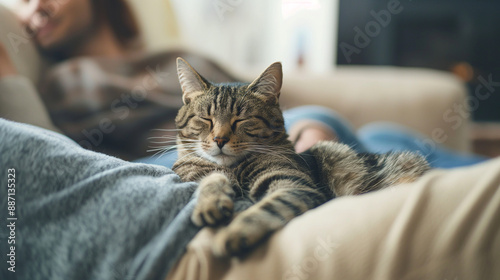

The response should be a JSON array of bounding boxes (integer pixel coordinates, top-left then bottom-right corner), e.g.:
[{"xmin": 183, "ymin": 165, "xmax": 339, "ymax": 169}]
[{"xmin": 172, "ymin": 58, "xmax": 429, "ymax": 257}]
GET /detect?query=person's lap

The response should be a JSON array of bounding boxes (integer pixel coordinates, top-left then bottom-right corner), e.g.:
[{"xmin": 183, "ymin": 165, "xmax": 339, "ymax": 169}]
[
  {"xmin": 283, "ymin": 106, "xmax": 367, "ymax": 153},
  {"xmin": 284, "ymin": 106, "xmax": 488, "ymax": 169},
  {"xmin": 358, "ymin": 122, "xmax": 488, "ymax": 168}
]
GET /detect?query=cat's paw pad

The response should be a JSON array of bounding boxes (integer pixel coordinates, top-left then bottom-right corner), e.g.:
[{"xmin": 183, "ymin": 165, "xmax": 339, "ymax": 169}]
[
  {"xmin": 191, "ymin": 195, "xmax": 234, "ymax": 227},
  {"xmin": 212, "ymin": 216, "xmax": 269, "ymax": 257},
  {"xmin": 191, "ymin": 174, "xmax": 235, "ymax": 227}
]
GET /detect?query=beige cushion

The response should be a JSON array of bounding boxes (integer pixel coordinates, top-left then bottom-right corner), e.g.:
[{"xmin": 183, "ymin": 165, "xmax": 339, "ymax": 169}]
[
  {"xmin": 281, "ymin": 67, "xmax": 471, "ymax": 152},
  {"xmin": 167, "ymin": 158, "xmax": 500, "ymax": 280}
]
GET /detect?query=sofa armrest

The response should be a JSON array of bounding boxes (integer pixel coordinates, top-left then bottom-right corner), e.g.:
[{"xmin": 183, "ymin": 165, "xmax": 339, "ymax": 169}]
[{"xmin": 281, "ymin": 66, "xmax": 471, "ymax": 152}]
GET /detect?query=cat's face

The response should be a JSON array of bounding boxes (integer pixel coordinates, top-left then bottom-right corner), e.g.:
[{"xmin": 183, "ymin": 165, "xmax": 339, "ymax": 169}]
[{"xmin": 175, "ymin": 58, "xmax": 286, "ymax": 166}]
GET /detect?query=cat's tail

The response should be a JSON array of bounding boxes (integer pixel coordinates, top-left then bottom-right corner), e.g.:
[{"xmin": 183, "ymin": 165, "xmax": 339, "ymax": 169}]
[{"xmin": 308, "ymin": 141, "xmax": 430, "ymax": 197}]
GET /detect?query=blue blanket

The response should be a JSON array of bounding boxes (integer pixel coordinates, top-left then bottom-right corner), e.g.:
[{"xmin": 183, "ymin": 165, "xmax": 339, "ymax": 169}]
[{"xmin": 0, "ymin": 118, "xmax": 207, "ymax": 280}]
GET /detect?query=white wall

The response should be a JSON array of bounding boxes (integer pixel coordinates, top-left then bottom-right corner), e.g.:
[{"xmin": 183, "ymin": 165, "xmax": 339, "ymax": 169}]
[
  {"xmin": 0, "ymin": 0, "xmax": 16, "ymax": 8},
  {"xmin": 171, "ymin": 0, "xmax": 338, "ymax": 74},
  {"xmin": 127, "ymin": 0, "xmax": 180, "ymax": 51}
]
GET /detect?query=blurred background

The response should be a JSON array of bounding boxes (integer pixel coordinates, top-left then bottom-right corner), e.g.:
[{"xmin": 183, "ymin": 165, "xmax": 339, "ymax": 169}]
[
  {"xmin": 1, "ymin": 0, "xmax": 499, "ymax": 156},
  {"xmin": 2, "ymin": 0, "xmax": 498, "ymax": 121},
  {"xmin": 337, "ymin": 0, "xmax": 500, "ymax": 123},
  {"xmin": 334, "ymin": 0, "xmax": 500, "ymax": 156}
]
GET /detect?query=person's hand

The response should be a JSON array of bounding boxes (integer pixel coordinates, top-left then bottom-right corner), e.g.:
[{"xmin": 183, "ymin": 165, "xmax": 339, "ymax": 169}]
[
  {"xmin": 0, "ymin": 42, "xmax": 18, "ymax": 78},
  {"xmin": 288, "ymin": 121, "xmax": 337, "ymax": 153}
]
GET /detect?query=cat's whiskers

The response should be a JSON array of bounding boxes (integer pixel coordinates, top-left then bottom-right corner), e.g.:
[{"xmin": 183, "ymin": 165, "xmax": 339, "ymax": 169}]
[
  {"xmin": 150, "ymin": 148, "xmax": 174, "ymax": 159},
  {"xmin": 148, "ymin": 140, "xmax": 178, "ymax": 145},
  {"xmin": 173, "ymin": 150, "xmax": 206, "ymax": 170},
  {"xmin": 148, "ymin": 135, "xmax": 180, "ymax": 139},
  {"xmin": 150, "ymin": 128, "xmax": 182, "ymax": 132},
  {"xmin": 148, "ymin": 141, "xmax": 200, "ymax": 151},
  {"xmin": 148, "ymin": 139, "xmax": 198, "ymax": 144},
  {"xmin": 148, "ymin": 142, "xmax": 200, "ymax": 160},
  {"xmin": 147, "ymin": 136, "xmax": 184, "ymax": 141},
  {"xmin": 147, "ymin": 144, "xmax": 197, "ymax": 154},
  {"xmin": 162, "ymin": 146, "xmax": 199, "ymax": 161},
  {"xmin": 149, "ymin": 146, "xmax": 179, "ymax": 159}
]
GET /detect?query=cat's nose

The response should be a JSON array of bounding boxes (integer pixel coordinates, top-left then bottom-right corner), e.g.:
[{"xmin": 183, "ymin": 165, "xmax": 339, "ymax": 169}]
[{"xmin": 213, "ymin": 136, "xmax": 229, "ymax": 149}]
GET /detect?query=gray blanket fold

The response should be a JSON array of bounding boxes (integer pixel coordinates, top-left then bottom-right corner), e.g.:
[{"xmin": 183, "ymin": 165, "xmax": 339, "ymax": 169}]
[{"xmin": 0, "ymin": 118, "xmax": 206, "ymax": 280}]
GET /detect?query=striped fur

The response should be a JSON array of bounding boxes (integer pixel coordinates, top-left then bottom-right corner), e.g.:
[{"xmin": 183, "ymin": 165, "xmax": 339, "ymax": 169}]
[{"xmin": 171, "ymin": 58, "xmax": 429, "ymax": 257}]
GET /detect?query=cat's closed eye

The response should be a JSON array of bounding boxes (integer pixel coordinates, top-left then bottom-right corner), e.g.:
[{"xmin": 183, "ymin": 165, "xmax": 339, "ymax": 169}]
[
  {"xmin": 231, "ymin": 119, "xmax": 246, "ymax": 131},
  {"xmin": 199, "ymin": 117, "xmax": 213, "ymax": 127}
]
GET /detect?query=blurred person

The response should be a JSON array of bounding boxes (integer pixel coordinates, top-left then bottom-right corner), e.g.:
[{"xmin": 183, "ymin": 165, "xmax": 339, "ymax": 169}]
[
  {"xmin": 2, "ymin": 0, "xmax": 239, "ymax": 159},
  {"xmin": 0, "ymin": 0, "xmax": 488, "ymax": 168}
]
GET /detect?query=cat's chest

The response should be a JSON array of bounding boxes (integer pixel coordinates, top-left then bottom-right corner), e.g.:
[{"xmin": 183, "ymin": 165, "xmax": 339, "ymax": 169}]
[
  {"xmin": 232, "ymin": 154, "xmax": 310, "ymax": 189},
  {"xmin": 176, "ymin": 153, "xmax": 309, "ymax": 190}
]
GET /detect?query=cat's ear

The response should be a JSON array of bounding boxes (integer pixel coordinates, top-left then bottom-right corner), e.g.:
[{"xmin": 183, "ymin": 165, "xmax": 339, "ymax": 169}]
[
  {"xmin": 248, "ymin": 62, "xmax": 283, "ymax": 104},
  {"xmin": 177, "ymin": 57, "xmax": 209, "ymax": 104}
]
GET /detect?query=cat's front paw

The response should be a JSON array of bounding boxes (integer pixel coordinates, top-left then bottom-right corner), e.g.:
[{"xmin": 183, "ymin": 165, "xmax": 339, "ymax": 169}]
[
  {"xmin": 192, "ymin": 173, "xmax": 235, "ymax": 227},
  {"xmin": 212, "ymin": 214, "xmax": 273, "ymax": 257}
]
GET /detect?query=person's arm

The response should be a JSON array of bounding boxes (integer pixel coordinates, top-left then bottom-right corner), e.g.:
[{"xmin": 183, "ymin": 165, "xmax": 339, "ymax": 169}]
[
  {"xmin": 0, "ymin": 42, "xmax": 60, "ymax": 133},
  {"xmin": 287, "ymin": 120, "xmax": 338, "ymax": 153}
]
